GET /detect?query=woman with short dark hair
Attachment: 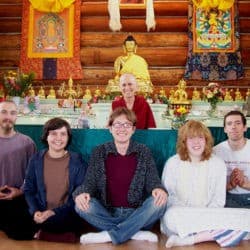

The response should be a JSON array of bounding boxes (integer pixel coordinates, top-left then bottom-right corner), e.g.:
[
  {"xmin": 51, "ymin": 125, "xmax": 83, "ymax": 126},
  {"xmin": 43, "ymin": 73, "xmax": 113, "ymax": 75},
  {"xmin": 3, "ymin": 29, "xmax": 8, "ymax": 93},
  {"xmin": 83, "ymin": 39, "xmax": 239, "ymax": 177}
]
[{"xmin": 24, "ymin": 117, "xmax": 88, "ymax": 242}]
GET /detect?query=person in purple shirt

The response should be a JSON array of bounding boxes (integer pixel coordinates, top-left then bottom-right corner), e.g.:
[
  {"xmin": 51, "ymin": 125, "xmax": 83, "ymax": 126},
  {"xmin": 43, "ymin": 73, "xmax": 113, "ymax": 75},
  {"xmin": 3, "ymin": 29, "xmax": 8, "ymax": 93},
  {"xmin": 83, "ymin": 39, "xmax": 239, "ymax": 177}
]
[
  {"xmin": 0, "ymin": 100, "xmax": 36, "ymax": 240},
  {"xmin": 73, "ymin": 107, "xmax": 168, "ymax": 245}
]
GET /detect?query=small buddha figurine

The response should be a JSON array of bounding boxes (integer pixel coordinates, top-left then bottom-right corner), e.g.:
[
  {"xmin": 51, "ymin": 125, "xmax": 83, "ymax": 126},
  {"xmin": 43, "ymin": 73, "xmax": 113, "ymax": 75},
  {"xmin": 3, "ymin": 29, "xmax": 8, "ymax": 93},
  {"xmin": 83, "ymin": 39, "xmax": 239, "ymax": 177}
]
[
  {"xmin": 168, "ymin": 88, "xmax": 175, "ymax": 103},
  {"xmin": 224, "ymin": 88, "xmax": 233, "ymax": 101},
  {"xmin": 159, "ymin": 87, "xmax": 167, "ymax": 98},
  {"xmin": 38, "ymin": 86, "xmax": 45, "ymax": 99},
  {"xmin": 245, "ymin": 88, "xmax": 250, "ymax": 101},
  {"xmin": 173, "ymin": 79, "xmax": 190, "ymax": 104},
  {"xmin": 83, "ymin": 87, "xmax": 92, "ymax": 101},
  {"xmin": 28, "ymin": 86, "xmax": 35, "ymax": 97},
  {"xmin": 76, "ymin": 84, "xmax": 83, "ymax": 98},
  {"xmin": 235, "ymin": 88, "xmax": 243, "ymax": 101},
  {"xmin": 107, "ymin": 35, "xmax": 153, "ymax": 94},
  {"xmin": 94, "ymin": 87, "xmax": 102, "ymax": 98},
  {"xmin": 64, "ymin": 77, "xmax": 77, "ymax": 99},
  {"xmin": 57, "ymin": 82, "xmax": 66, "ymax": 98},
  {"xmin": 47, "ymin": 86, "xmax": 56, "ymax": 99},
  {"xmin": 192, "ymin": 87, "xmax": 201, "ymax": 101}
]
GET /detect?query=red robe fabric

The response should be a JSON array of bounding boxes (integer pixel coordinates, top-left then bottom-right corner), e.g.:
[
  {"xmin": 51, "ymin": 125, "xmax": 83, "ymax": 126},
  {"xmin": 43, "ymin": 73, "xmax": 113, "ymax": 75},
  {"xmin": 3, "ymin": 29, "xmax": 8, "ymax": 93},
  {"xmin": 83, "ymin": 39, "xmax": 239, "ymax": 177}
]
[{"xmin": 112, "ymin": 95, "xmax": 156, "ymax": 129}]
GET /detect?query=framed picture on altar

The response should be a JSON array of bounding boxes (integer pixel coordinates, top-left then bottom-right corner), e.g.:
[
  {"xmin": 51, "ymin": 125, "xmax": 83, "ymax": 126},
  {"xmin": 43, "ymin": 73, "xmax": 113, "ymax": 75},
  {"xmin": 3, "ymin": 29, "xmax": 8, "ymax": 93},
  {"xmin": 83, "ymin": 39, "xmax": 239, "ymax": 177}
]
[{"xmin": 120, "ymin": 0, "xmax": 146, "ymax": 9}]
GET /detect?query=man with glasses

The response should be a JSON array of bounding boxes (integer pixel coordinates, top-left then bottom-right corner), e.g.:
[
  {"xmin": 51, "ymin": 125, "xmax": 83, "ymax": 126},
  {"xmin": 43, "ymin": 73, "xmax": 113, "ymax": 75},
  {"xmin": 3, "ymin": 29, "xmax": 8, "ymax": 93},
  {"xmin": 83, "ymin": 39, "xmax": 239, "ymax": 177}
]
[
  {"xmin": 74, "ymin": 107, "xmax": 167, "ymax": 245},
  {"xmin": 0, "ymin": 100, "xmax": 36, "ymax": 239},
  {"xmin": 214, "ymin": 110, "xmax": 250, "ymax": 208}
]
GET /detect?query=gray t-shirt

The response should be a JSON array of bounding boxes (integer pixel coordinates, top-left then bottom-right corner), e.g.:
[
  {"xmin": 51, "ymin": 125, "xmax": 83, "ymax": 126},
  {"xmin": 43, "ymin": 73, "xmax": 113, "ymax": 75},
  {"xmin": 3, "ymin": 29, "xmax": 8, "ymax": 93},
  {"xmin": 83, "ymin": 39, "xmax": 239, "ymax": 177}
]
[{"xmin": 0, "ymin": 132, "xmax": 36, "ymax": 188}]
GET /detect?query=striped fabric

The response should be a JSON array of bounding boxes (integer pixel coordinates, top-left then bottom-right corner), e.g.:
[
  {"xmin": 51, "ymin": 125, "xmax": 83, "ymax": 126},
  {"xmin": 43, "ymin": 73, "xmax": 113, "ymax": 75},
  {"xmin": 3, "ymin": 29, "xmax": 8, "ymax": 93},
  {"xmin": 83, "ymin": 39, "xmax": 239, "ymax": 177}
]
[{"xmin": 211, "ymin": 229, "xmax": 248, "ymax": 247}]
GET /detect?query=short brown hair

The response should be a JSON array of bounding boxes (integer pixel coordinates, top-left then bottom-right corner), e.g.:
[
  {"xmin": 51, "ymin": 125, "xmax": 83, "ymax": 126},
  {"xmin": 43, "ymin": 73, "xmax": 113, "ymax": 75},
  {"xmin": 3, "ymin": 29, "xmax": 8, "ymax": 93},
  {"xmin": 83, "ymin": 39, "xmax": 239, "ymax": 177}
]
[
  {"xmin": 108, "ymin": 107, "xmax": 137, "ymax": 127},
  {"xmin": 177, "ymin": 120, "xmax": 213, "ymax": 161},
  {"xmin": 223, "ymin": 110, "xmax": 246, "ymax": 127},
  {"xmin": 41, "ymin": 117, "xmax": 72, "ymax": 148}
]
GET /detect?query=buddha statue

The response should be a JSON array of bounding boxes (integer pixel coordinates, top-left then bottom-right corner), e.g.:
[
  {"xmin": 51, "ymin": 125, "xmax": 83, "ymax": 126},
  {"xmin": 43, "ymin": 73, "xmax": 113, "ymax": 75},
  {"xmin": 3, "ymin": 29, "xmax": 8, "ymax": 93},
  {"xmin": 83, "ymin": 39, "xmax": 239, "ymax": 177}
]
[
  {"xmin": 28, "ymin": 86, "xmax": 35, "ymax": 97},
  {"xmin": 159, "ymin": 87, "xmax": 167, "ymax": 98},
  {"xmin": 245, "ymin": 88, "xmax": 250, "ymax": 101},
  {"xmin": 38, "ymin": 86, "xmax": 45, "ymax": 99},
  {"xmin": 224, "ymin": 88, "xmax": 233, "ymax": 101},
  {"xmin": 168, "ymin": 88, "xmax": 175, "ymax": 103},
  {"xmin": 47, "ymin": 86, "xmax": 56, "ymax": 99},
  {"xmin": 57, "ymin": 82, "xmax": 66, "ymax": 98},
  {"xmin": 64, "ymin": 77, "xmax": 77, "ymax": 99},
  {"xmin": 76, "ymin": 84, "xmax": 83, "ymax": 98},
  {"xmin": 235, "ymin": 88, "xmax": 243, "ymax": 101},
  {"xmin": 94, "ymin": 87, "xmax": 102, "ymax": 98},
  {"xmin": 192, "ymin": 87, "xmax": 201, "ymax": 101},
  {"xmin": 173, "ymin": 79, "xmax": 190, "ymax": 104},
  {"xmin": 83, "ymin": 87, "xmax": 92, "ymax": 101},
  {"xmin": 107, "ymin": 35, "xmax": 153, "ymax": 94}
]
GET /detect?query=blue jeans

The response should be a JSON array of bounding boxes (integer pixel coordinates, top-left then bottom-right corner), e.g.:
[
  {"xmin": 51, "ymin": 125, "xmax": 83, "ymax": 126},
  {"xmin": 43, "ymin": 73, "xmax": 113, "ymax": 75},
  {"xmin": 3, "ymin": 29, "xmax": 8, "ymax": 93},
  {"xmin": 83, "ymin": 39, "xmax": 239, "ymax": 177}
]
[
  {"xmin": 226, "ymin": 192, "xmax": 250, "ymax": 208},
  {"xmin": 75, "ymin": 196, "xmax": 167, "ymax": 244}
]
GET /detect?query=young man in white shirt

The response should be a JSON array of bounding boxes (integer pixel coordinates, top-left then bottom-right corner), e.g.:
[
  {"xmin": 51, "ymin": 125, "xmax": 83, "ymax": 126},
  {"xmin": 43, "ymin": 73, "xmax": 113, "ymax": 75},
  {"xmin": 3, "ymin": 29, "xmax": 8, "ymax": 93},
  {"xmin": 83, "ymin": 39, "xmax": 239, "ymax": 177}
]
[{"xmin": 214, "ymin": 110, "xmax": 250, "ymax": 208}]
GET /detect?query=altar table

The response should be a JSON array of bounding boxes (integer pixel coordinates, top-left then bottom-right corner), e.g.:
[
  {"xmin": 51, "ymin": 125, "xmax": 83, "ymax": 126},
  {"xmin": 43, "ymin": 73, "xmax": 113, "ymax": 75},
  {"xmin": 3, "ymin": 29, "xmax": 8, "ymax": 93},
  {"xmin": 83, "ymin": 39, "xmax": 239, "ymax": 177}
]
[{"xmin": 15, "ymin": 126, "xmax": 250, "ymax": 175}]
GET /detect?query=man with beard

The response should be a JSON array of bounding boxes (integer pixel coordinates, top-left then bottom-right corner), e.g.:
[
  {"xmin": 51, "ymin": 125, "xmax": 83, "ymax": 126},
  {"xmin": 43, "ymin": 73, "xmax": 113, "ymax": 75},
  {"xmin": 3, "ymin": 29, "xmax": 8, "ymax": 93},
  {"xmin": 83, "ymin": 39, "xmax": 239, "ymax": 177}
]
[
  {"xmin": 0, "ymin": 100, "xmax": 36, "ymax": 239},
  {"xmin": 214, "ymin": 110, "xmax": 250, "ymax": 208}
]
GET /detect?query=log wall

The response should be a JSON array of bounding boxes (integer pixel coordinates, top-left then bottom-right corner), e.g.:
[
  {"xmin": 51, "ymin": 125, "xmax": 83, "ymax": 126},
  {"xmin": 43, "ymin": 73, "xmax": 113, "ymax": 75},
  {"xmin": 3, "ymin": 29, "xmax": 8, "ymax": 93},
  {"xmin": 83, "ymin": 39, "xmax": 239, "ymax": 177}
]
[{"xmin": 0, "ymin": 0, "xmax": 250, "ymax": 96}]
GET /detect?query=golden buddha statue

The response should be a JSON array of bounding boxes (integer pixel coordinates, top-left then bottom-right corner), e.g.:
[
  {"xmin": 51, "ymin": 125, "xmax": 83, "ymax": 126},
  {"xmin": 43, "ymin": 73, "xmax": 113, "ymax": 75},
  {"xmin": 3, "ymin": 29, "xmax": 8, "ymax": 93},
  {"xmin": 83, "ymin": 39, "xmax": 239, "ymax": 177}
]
[
  {"xmin": 192, "ymin": 87, "xmax": 201, "ymax": 101},
  {"xmin": 94, "ymin": 87, "xmax": 102, "ymax": 98},
  {"xmin": 64, "ymin": 77, "xmax": 77, "ymax": 99},
  {"xmin": 28, "ymin": 86, "xmax": 35, "ymax": 97},
  {"xmin": 245, "ymin": 88, "xmax": 250, "ymax": 101},
  {"xmin": 57, "ymin": 82, "xmax": 66, "ymax": 98},
  {"xmin": 173, "ymin": 79, "xmax": 190, "ymax": 104},
  {"xmin": 47, "ymin": 86, "xmax": 56, "ymax": 99},
  {"xmin": 159, "ymin": 87, "xmax": 167, "ymax": 98},
  {"xmin": 83, "ymin": 87, "xmax": 92, "ymax": 101},
  {"xmin": 224, "ymin": 88, "xmax": 233, "ymax": 101},
  {"xmin": 76, "ymin": 84, "xmax": 83, "ymax": 98},
  {"xmin": 38, "ymin": 86, "xmax": 45, "ymax": 99},
  {"xmin": 235, "ymin": 88, "xmax": 243, "ymax": 101},
  {"xmin": 106, "ymin": 35, "xmax": 153, "ymax": 94},
  {"xmin": 168, "ymin": 88, "xmax": 175, "ymax": 103}
]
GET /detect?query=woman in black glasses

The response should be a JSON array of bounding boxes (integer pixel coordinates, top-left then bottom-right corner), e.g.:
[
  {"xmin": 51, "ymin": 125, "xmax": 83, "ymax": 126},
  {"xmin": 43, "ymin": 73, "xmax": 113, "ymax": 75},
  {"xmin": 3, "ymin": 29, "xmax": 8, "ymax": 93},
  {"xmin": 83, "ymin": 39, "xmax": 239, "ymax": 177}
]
[{"xmin": 73, "ymin": 107, "xmax": 167, "ymax": 245}]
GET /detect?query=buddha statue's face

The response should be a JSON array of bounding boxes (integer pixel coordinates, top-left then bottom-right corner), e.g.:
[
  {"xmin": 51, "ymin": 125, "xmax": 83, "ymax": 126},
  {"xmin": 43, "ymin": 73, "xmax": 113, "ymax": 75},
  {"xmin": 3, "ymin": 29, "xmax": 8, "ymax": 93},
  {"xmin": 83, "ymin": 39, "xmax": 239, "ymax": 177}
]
[{"xmin": 124, "ymin": 41, "xmax": 136, "ymax": 53}]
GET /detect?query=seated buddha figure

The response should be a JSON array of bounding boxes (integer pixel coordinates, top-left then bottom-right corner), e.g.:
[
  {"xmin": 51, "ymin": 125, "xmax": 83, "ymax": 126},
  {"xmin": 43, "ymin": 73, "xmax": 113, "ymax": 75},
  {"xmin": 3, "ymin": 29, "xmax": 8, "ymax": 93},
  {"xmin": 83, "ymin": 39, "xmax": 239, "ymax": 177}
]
[
  {"xmin": 38, "ymin": 86, "xmax": 46, "ymax": 99},
  {"xmin": 246, "ymin": 88, "xmax": 250, "ymax": 101},
  {"xmin": 107, "ymin": 35, "xmax": 153, "ymax": 94},
  {"xmin": 47, "ymin": 86, "xmax": 56, "ymax": 99},
  {"xmin": 224, "ymin": 88, "xmax": 233, "ymax": 101},
  {"xmin": 28, "ymin": 86, "xmax": 36, "ymax": 97},
  {"xmin": 235, "ymin": 88, "xmax": 243, "ymax": 101},
  {"xmin": 64, "ymin": 77, "xmax": 77, "ymax": 99},
  {"xmin": 173, "ymin": 79, "xmax": 190, "ymax": 104},
  {"xmin": 83, "ymin": 88, "xmax": 92, "ymax": 101},
  {"xmin": 192, "ymin": 87, "xmax": 201, "ymax": 101}
]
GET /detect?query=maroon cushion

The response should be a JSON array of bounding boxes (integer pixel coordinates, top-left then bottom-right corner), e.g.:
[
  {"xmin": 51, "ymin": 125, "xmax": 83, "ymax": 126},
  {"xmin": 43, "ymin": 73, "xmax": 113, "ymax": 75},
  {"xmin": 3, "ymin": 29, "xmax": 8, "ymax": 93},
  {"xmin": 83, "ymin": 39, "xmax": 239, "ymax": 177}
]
[{"xmin": 37, "ymin": 230, "xmax": 77, "ymax": 243}]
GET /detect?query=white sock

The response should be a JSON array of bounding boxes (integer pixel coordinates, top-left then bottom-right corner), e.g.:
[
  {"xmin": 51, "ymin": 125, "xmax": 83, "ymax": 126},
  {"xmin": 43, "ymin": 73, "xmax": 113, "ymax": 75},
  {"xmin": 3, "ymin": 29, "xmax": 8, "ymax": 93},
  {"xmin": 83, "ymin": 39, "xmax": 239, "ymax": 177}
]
[
  {"xmin": 131, "ymin": 230, "xmax": 158, "ymax": 242},
  {"xmin": 165, "ymin": 235, "xmax": 194, "ymax": 248},
  {"xmin": 80, "ymin": 231, "xmax": 112, "ymax": 244}
]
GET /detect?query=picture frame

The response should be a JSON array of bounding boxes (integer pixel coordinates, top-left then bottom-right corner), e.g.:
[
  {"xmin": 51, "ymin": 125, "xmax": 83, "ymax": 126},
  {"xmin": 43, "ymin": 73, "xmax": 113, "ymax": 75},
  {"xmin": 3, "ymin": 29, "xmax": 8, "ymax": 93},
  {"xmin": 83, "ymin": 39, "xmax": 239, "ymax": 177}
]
[
  {"xmin": 193, "ymin": 5, "xmax": 235, "ymax": 53},
  {"xmin": 120, "ymin": 0, "xmax": 146, "ymax": 9}
]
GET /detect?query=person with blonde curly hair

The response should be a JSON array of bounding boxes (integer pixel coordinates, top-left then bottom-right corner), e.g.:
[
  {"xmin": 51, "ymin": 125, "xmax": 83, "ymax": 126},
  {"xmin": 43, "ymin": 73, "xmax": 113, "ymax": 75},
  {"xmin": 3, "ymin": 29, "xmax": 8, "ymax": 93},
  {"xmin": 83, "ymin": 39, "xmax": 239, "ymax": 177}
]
[{"xmin": 161, "ymin": 120, "xmax": 250, "ymax": 248}]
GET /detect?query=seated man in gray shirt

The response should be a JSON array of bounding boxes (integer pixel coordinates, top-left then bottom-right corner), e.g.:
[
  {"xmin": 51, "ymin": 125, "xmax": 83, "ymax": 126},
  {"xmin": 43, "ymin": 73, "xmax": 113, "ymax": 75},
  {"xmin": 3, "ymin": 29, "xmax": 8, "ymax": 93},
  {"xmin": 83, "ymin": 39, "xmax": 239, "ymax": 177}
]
[{"xmin": 0, "ymin": 100, "xmax": 36, "ymax": 239}]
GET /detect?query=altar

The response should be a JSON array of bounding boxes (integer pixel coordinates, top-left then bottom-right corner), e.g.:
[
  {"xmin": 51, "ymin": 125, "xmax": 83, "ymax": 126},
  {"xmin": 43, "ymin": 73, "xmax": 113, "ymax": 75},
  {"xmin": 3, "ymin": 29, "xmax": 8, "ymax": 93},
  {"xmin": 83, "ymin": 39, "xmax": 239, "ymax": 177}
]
[
  {"xmin": 15, "ymin": 101, "xmax": 248, "ymax": 129},
  {"xmin": 15, "ymin": 125, "xmax": 250, "ymax": 175}
]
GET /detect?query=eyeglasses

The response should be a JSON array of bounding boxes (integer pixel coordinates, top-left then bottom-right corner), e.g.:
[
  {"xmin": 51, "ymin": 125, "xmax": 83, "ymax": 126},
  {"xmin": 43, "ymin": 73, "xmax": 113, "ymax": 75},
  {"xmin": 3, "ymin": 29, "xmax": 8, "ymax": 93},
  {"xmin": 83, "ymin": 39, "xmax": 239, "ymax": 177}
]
[{"xmin": 112, "ymin": 122, "xmax": 133, "ymax": 129}]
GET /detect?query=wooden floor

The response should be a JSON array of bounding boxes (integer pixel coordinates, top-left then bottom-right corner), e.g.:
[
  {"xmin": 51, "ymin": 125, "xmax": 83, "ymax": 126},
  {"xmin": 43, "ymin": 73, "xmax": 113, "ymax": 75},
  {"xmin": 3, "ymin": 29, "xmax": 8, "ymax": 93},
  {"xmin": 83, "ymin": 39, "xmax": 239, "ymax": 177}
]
[{"xmin": 0, "ymin": 231, "xmax": 249, "ymax": 250}]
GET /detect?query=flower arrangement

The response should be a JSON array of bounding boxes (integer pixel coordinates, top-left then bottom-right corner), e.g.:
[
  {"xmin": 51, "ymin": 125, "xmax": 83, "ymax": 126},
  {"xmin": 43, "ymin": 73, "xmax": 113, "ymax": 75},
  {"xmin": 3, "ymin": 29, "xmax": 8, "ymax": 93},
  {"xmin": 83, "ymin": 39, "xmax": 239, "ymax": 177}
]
[
  {"xmin": 3, "ymin": 70, "xmax": 35, "ymax": 97},
  {"xmin": 202, "ymin": 82, "xmax": 225, "ymax": 111},
  {"xmin": 171, "ymin": 106, "xmax": 189, "ymax": 129}
]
